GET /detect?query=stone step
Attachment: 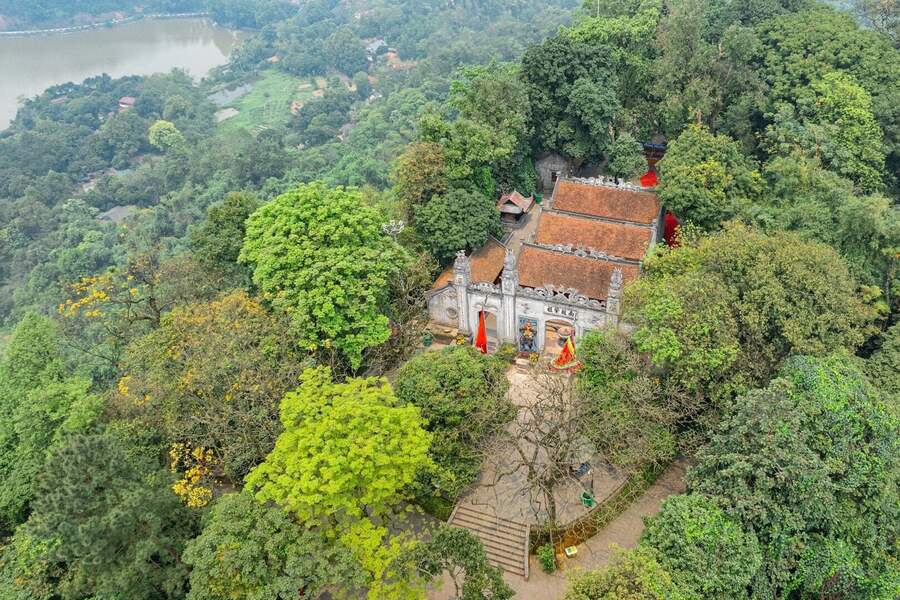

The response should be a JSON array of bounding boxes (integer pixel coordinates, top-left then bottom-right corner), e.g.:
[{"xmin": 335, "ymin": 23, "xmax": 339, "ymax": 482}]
[{"xmin": 448, "ymin": 504, "xmax": 530, "ymax": 579}]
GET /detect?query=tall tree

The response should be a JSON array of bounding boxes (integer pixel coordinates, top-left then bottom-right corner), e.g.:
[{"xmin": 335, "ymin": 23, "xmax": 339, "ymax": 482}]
[
  {"xmin": 577, "ymin": 330, "xmax": 690, "ymax": 472},
  {"xmin": 391, "ymin": 142, "xmax": 448, "ymax": 219},
  {"xmin": 115, "ymin": 290, "xmax": 305, "ymax": 481},
  {"xmin": 687, "ymin": 354, "xmax": 899, "ymax": 597},
  {"xmin": 0, "ymin": 314, "xmax": 101, "ymax": 534},
  {"xmin": 240, "ymin": 183, "xmax": 406, "ymax": 369},
  {"xmin": 245, "ymin": 367, "xmax": 432, "ymax": 526},
  {"xmin": 764, "ymin": 72, "xmax": 886, "ymax": 192},
  {"xmin": 394, "ymin": 347, "xmax": 513, "ymax": 500},
  {"xmin": 656, "ymin": 125, "xmax": 761, "ymax": 230},
  {"xmin": 606, "ymin": 132, "xmax": 647, "ymax": 180},
  {"xmin": 756, "ymin": 8, "xmax": 900, "ymax": 174},
  {"xmin": 183, "ymin": 492, "xmax": 362, "ymax": 600},
  {"xmin": 25, "ymin": 432, "xmax": 198, "ymax": 599},
  {"xmin": 750, "ymin": 153, "xmax": 899, "ymax": 312},
  {"xmin": 641, "ymin": 494, "xmax": 762, "ymax": 599},
  {"xmin": 865, "ymin": 323, "xmax": 900, "ymax": 407},
  {"xmin": 564, "ymin": 547, "xmax": 687, "ymax": 600},
  {"xmin": 188, "ymin": 191, "xmax": 260, "ymax": 285},
  {"xmin": 412, "ymin": 526, "xmax": 513, "ymax": 600},
  {"xmin": 413, "ymin": 188, "xmax": 501, "ymax": 263},
  {"xmin": 520, "ymin": 33, "xmax": 621, "ymax": 163},
  {"xmin": 626, "ymin": 224, "xmax": 880, "ymax": 406}
]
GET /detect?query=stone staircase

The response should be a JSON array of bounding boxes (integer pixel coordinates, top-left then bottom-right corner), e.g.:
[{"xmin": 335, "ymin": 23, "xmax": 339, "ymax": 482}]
[{"xmin": 447, "ymin": 504, "xmax": 530, "ymax": 579}]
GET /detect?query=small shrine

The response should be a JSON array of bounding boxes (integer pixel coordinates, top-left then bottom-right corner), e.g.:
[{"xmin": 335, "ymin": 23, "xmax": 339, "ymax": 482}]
[{"xmin": 427, "ymin": 176, "xmax": 663, "ymax": 356}]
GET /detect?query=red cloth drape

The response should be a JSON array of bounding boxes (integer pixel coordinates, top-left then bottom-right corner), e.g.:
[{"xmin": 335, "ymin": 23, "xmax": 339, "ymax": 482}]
[
  {"xmin": 663, "ymin": 211, "xmax": 680, "ymax": 247},
  {"xmin": 552, "ymin": 336, "xmax": 578, "ymax": 370},
  {"xmin": 474, "ymin": 311, "xmax": 488, "ymax": 354}
]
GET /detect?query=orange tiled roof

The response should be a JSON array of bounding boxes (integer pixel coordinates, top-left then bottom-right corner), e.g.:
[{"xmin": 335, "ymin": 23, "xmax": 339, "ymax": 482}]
[
  {"xmin": 517, "ymin": 246, "xmax": 640, "ymax": 301},
  {"xmin": 552, "ymin": 180, "xmax": 660, "ymax": 224},
  {"xmin": 535, "ymin": 212, "xmax": 652, "ymax": 261},
  {"xmin": 432, "ymin": 238, "xmax": 507, "ymax": 290}
]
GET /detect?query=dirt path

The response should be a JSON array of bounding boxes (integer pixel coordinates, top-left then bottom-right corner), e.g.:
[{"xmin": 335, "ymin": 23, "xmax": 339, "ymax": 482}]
[{"xmin": 428, "ymin": 459, "xmax": 687, "ymax": 599}]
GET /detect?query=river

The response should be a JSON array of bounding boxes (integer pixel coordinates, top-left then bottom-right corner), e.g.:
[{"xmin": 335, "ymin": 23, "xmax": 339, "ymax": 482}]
[{"xmin": 0, "ymin": 18, "xmax": 248, "ymax": 128}]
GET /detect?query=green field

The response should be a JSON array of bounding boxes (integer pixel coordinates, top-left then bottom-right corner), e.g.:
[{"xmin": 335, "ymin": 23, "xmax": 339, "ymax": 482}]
[{"xmin": 216, "ymin": 70, "xmax": 320, "ymax": 135}]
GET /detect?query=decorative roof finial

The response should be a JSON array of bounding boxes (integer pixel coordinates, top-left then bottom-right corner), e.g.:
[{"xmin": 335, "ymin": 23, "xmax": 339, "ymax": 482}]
[
  {"xmin": 503, "ymin": 248, "xmax": 516, "ymax": 271},
  {"xmin": 610, "ymin": 267, "xmax": 624, "ymax": 291}
]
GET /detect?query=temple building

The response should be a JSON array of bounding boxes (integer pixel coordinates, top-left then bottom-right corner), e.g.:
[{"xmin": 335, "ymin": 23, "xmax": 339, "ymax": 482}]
[{"xmin": 427, "ymin": 176, "xmax": 662, "ymax": 354}]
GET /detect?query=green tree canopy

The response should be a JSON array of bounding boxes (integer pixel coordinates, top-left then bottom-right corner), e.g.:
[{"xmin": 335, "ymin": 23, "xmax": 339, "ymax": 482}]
[
  {"xmin": 641, "ymin": 494, "xmax": 762, "ymax": 599},
  {"xmin": 25, "ymin": 432, "xmax": 198, "ymax": 599},
  {"xmin": 756, "ymin": 8, "xmax": 900, "ymax": 172},
  {"xmin": 749, "ymin": 153, "xmax": 900, "ymax": 310},
  {"xmin": 413, "ymin": 188, "xmax": 501, "ymax": 264},
  {"xmin": 865, "ymin": 323, "xmax": 900, "ymax": 407},
  {"xmin": 239, "ymin": 183, "xmax": 406, "ymax": 368},
  {"xmin": 656, "ymin": 125, "xmax": 761, "ymax": 230},
  {"xmin": 394, "ymin": 346, "xmax": 513, "ymax": 499},
  {"xmin": 576, "ymin": 330, "xmax": 685, "ymax": 471},
  {"xmin": 245, "ymin": 367, "xmax": 432, "ymax": 526},
  {"xmin": 607, "ymin": 132, "xmax": 648, "ymax": 180},
  {"xmin": 183, "ymin": 492, "xmax": 363, "ymax": 600},
  {"xmin": 687, "ymin": 354, "xmax": 899, "ymax": 597},
  {"xmin": 0, "ymin": 314, "xmax": 101, "ymax": 534},
  {"xmin": 413, "ymin": 526, "xmax": 513, "ymax": 600},
  {"xmin": 391, "ymin": 142, "xmax": 448, "ymax": 218},
  {"xmin": 520, "ymin": 32, "xmax": 621, "ymax": 163},
  {"xmin": 625, "ymin": 224, "xmax": 879, "ymax": 406},
  {"xmin": 188, "ymin": 191, "xmax": 260, "ymax": 284},
  {"xmin": 564, "ymin": 547, "xmax": 687, "ymax": 600},
  {"xmin": 764, "ymin": 72, "xmax": 886, "ymax": 192}
]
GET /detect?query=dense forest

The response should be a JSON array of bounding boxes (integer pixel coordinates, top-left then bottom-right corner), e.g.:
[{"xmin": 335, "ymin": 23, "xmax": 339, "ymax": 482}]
[{"xmin": 0, "ymin": 0, "xmax": 897, "ymax": 599}]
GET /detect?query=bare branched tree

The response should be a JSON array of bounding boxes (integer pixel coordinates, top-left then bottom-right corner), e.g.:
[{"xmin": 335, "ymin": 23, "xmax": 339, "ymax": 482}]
[{"xmin": 482, "ymin": 371, "xmax": 596, "ymax": 533}]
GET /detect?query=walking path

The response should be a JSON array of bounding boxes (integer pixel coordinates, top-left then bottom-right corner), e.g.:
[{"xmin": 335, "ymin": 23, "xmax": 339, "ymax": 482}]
[{"xmin": 429, "ymin": 459, "xmax": 686, "ymax": 599}]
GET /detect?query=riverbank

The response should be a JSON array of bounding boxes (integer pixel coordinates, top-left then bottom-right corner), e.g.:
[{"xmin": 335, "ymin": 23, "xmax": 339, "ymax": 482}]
[{"xmin": 0, "ymin": 12, "xmax": 211, "ymax": 37}]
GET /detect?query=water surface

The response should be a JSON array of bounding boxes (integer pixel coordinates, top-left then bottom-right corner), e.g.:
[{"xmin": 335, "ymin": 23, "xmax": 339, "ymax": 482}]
[{"xmin": 0, "ymin": 18, "xmax": 247, "ymax": 128}]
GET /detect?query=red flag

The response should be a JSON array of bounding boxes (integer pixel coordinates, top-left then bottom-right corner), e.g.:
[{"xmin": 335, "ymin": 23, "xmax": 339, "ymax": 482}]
[{"xmin": 474, "ymin": 311, "xmax": 488, "ymax": 354}]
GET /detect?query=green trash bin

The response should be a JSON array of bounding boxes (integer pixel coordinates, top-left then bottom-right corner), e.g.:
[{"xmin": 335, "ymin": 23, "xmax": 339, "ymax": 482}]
[{"xmin": 581, "ymin": 491, "xmax": 595, "ymax": 508}]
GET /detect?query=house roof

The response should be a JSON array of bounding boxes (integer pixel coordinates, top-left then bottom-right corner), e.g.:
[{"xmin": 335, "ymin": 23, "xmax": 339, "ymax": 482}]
[
  {"xmin": 118, "ymin": 96, "xmax": 136, "ymax": 106},
  {"xmin": 552, "ymin": 180, "xmax": 660, "ymax": 225},
  {"xmin": 432, "ymin": 238, "xmax": 507, "ymax": 290},
  {"xmin": 498, "ymin": 191, "xmax": 534, "ymax": 213},
  {"xmin": 535, "ymin": 212, "xmax": 652, "ymax": 261},
  {"xmin": 517, "ymin": 246, "xmax": 640, "ymax": 301}
]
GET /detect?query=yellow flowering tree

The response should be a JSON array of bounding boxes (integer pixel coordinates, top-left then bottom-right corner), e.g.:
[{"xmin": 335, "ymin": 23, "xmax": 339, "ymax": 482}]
[{"xmin": 116, "ymin": 290, "xmax": 305, "ymax": 481}]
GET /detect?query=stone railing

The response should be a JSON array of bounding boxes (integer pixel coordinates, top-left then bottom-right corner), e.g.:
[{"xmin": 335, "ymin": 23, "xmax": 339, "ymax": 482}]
[
  {"xmin": 568, "ymin": 175, "xmax": 652, "ymax": 192},
  {"xmin": 518, "ymin": 285, "xmax": 605, "ymax": 310}
]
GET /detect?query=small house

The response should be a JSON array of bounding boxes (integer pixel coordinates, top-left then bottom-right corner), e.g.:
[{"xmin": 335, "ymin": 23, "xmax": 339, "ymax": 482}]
[
  {"xmin": 497, "ymin": 191, "xmax": 535, "ymax": 224},
  {"xmin": 118, "ymin": 96, "xmax": 136, "ymax": 112}
]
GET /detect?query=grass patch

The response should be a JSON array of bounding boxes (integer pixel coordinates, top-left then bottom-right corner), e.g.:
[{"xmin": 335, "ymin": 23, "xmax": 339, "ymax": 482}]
[{"xmin": 217, "ymin": 69, "xmax": 318, "ymax": 135}]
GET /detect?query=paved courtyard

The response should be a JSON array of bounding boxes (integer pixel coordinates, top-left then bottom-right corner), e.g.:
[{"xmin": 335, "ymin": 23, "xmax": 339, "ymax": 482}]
[{"xmin": 456, "ymin": 369, "xmax": 626, "ymax": 526}]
